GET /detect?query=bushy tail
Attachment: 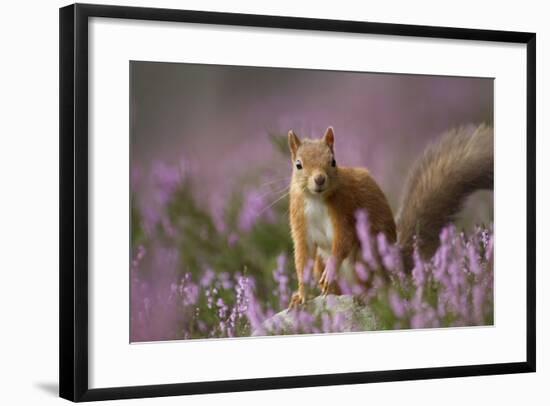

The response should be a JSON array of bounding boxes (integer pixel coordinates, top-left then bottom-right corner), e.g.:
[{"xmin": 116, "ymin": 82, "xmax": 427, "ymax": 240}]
[{"xmin": 396, "ymin": 124, "xmax": 493, "ymax": 268}]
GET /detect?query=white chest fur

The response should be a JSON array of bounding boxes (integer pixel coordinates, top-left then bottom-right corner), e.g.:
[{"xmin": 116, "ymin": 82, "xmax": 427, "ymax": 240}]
[
  {"xmin": 304, "ymin": 197, "xmax": 357, "ymax": 284},
  {"xmin": 304, "ymin": 197, "xmax": 334, "ymax": 256}
]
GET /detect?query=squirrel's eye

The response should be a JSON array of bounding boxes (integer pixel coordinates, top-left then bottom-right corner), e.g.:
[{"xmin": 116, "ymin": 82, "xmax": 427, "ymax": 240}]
[
  {"xmin": 331, "ymin": 158, "xmax": 336, "ymax": 167},
  {"xmin": 295, "ymin": 160, "xmax": 303, "ymax": 170}
]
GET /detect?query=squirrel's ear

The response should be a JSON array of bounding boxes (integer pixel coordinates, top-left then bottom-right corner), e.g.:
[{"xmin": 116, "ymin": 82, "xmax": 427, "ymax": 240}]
[
  {"xmin": 323, "ymin": 127, "xmax": 335, "ymax": 150},
  {"xmin": 288, "ymin": 130, "xmax": 301, "ymax": 160}
]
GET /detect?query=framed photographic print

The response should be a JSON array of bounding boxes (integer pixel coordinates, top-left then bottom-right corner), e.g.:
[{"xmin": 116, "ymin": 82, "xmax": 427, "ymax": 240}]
[{"xmin": 59, "ymin": 3, "xmax": 536, "ymax": 402}]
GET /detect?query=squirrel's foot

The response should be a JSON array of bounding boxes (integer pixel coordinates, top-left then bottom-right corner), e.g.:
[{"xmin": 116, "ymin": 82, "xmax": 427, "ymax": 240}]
[
  {"xmin": 319, "ymin": 269, "xmax": 335, "ymax": 296},
  {"xmin": 319, "ymin": 268, "xmax": 332, "ymax": 296},
  {"xmin": 288, "ymin": 290, "xmax": 306, "ymax": 310}
]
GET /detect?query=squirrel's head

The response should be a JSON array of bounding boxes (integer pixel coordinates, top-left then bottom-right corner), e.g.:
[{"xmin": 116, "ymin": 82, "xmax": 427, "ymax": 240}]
[{"xmin": 288, "ymin": 127, "xmax": 338, "ymax": 197}]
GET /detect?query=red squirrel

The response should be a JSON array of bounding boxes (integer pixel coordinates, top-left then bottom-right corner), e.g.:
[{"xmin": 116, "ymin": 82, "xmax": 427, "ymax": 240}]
[{"xmin": 287, "ymin": 125, "xmax": 493, "ymax": 308}]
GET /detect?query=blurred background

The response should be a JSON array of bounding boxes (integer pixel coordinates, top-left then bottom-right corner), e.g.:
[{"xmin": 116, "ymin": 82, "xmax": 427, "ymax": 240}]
[
  {"xmin": 130, "ymin": 61, "xmax": 493, "ymax": 341},
  {"xmin": 131, "ymin": 61, "xmax": 493, "ymax": 213}
]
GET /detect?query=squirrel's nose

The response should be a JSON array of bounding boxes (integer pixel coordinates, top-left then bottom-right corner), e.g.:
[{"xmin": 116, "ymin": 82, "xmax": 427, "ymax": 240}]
[{"xmin": 314, "ymin": 174, "xmax": 326, "ymax": 186}]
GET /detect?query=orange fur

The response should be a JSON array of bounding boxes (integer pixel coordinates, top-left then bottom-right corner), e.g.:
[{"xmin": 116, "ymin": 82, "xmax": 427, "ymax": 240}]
[
  {"xmin": 287, "ymin": 124, "xmax": 493, "ymax": 309},
  {"xmin": 288, "ymin": 127, "xmax": 395, "ymax": 307}
]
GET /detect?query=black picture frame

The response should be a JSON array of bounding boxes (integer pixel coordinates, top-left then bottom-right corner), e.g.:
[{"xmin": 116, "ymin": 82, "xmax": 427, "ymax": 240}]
[{"xmin": 59, "ymin": 3, "xmax": 536, "ymax": 402}]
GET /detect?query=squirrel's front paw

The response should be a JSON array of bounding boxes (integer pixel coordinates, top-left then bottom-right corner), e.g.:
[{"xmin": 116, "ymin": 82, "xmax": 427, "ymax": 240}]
[{"xmin": 288, "ymin": 290, "xmax": 306, "ymax": 310}]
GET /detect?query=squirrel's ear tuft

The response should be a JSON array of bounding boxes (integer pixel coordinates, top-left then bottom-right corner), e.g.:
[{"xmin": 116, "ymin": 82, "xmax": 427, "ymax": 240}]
[
  {"xmin": 288, "ymin": 130, "xmax": 301, "ymax": 160},
  {"xmin": 323, "ymin": 127, "xmax": 335, "ymax": 150}
]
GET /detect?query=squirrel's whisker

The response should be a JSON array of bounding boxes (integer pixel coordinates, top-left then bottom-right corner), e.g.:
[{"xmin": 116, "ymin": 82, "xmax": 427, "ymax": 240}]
[
  {"xmin": 257, "ymin": 190, "xmax": 290, "ymax": 215},
  {"xmin": 255, "ymin": 184, "xmax": 290, "ymax": 200},
  {"xmin": 256, "ymin": 176, "xmax": 291, "ymax": 189}
]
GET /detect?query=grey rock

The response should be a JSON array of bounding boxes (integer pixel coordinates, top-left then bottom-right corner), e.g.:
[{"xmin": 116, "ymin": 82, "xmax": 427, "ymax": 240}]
[{"xmin": 252, "ymin": 294, "xmax": 379, "ymax": 336}]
